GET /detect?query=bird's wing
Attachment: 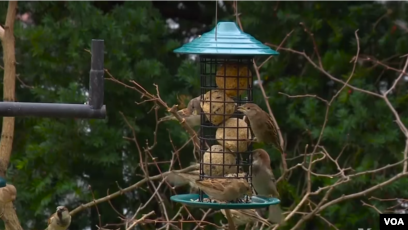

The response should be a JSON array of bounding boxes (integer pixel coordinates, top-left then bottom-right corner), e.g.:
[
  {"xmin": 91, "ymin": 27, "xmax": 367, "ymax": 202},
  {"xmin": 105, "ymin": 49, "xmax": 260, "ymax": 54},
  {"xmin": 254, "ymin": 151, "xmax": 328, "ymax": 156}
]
[
  {"xmin": 178, "ymin": 108, "xmax": 191, "ymax": 118},
  {"xmin": 239, "ymin": 209, "xmax": 257, "ymax": 216},
  {"xmin": 47, "ymin": 214, "xmax": 54, "ymax": 225},
  {"xmin": 263, "ymin": 167, "xmax": 279, "ymax": 197},
  {"xmin": 265, "ymin": 113, "xmax": 279, "ymax": 138},
  {"xmin": 196, "ymin": 179, "xmax": 225, "ymax": 192},
  {"xmin": 191, "ymin": 109, "xmax": 199, "ymax": 116},
  {"xmin": 160, "ymin": 108, "xmax": 192, "ymax": 121},
  {"xmin": 189, "ymin": 170, "xmax": 200, "ymax": 175},
  {"xmin": 265, "ymin": 113, "xmax": 283, "ymax": 153},
  {"xmin": 252, "ymin": 163, "xmax": 261, "ymax": 175}
]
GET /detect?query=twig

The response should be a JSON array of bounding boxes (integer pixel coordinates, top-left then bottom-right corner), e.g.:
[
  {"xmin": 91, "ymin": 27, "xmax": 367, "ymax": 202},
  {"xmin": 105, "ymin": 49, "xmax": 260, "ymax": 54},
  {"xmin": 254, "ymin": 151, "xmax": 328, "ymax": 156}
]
[
  {"xmin": 224, "ymin": 209, "xmax": 236, "ymax": 230},
  {"xmin": 125, "ymin": 211, "xmax": 155, "ymax": 230},
  {"xmin": 106, "ymin": 189, "xmax": 126, "ymax": 219},
  {"xmin": 361, "ymin": 201, "xmax": 383, "ymax": 214},
  {"xmin": 316, "ymin": 214, "xmax": 339, "ymax": 230},
  {"xmin": 89, "ymin": 185, "xmax": 103, "ymax": 228},
  {"xmin": 232, "ymin": 1, "xmax": 289, "ymax": 174},
  {"xmin": 105, "ymin": 71, "xmax": 204, "ymax": 151},
  {"xmin": 279, "ymin": 92, "xmax": 328, "ymax": 105},
  {"xmin": 69, "ymin": 164, "xmax": 198, "ymax": 216},
  {"xmin": 258, "ymin": 30, "xmax": 294, "ymax": 70}
]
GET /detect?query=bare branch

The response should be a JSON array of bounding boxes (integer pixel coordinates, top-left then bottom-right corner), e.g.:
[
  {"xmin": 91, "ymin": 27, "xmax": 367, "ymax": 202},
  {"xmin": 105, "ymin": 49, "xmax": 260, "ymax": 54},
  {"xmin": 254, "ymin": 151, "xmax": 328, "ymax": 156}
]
[
  {"xmin": 0, "ymin": 26, "xmax": 3, "ymax": 40},
  {"xmin": 125, "ymin": 211, "xmax": 155, "ymax": 230},
  {"xmin": 361, "ymin": 201, "xmax": 383, "ymax": 214},
  {"xmin": 0, "ymin": 2, "xmax": 23, "ymax": 230},
  {"xmin": 318, "ymin": 172, "xmax": 408, "ymax": 212},
  {"xmin": 69, "ymin": 164, "xmax": 199, "ymax": 216},
  {"xmin": 232, "ymin": 0, "xmax": 289, "ymax": 174}
]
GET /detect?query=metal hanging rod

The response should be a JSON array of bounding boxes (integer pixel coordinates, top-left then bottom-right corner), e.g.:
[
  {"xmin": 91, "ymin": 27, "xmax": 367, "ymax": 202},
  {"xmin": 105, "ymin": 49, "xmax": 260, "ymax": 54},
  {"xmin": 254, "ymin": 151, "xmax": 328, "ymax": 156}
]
[{"xmin": 0, "ymin": 39, "xmax": 107, "ymax": 119}]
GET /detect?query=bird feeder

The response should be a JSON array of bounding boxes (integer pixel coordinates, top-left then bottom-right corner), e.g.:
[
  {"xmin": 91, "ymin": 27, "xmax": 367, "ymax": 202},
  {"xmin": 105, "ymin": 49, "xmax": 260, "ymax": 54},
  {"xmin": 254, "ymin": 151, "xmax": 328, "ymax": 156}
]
[{"xmin": 170, "ymin": 22, "xmax": 280, "ymax": 209}]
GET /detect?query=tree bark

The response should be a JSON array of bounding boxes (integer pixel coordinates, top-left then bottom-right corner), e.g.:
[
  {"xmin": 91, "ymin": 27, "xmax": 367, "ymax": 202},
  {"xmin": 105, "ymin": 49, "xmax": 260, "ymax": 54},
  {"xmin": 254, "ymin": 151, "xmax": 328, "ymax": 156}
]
[{"xmin": 0, "ymin": 1, "xmax": 23, "ymax": 230}]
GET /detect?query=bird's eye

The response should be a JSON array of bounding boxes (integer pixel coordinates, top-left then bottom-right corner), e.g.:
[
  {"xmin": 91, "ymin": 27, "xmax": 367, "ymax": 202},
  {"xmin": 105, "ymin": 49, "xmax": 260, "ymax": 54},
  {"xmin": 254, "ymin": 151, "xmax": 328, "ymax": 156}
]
[{"xmin": 247, "ymin": 107, "xmax": 250, "ymax": 110}]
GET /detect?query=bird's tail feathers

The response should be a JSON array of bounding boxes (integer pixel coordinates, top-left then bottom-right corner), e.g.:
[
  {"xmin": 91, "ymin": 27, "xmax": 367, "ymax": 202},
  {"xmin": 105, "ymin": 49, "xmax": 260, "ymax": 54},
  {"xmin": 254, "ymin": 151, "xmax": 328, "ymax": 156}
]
[
  {"xmin": 258, "ymin": 216, "xmax": 272, "ymax": 227},
  {"xmin": 272, "ymin": 143, "xmax": 284, "ymax": 155},
  {"xmin": 159, "ymin": 115, "xmax": 177, "ymax": 122},
  {"xmin": 166, "ymin": 171, "xmax": 199, "ymax": 187},
  {"xmin": 166, "ymin": 172, "xmax": 190, "ymax": 186},
  {"xmin": 245, "ymin": 210, "xmax": 272, "ymax": 227},
  {"xmin": 268, "ymin": 204, "xmax": 284, "ymax": 225},
  {"xmin": 189, "ymin": 186, "xmax": 199, "ymax": 194}
]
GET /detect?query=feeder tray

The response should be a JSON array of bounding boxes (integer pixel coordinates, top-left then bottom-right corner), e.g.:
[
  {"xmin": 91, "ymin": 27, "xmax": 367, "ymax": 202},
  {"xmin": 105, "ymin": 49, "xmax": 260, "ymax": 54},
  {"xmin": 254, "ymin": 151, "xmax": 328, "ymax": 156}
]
[
  {"xmin": 170, "ymin": 194, "xmax": 280, "ymax": 210},
  {"xmin": 0, "ymin": 177, "xmax": 6, "ymax": 188}
]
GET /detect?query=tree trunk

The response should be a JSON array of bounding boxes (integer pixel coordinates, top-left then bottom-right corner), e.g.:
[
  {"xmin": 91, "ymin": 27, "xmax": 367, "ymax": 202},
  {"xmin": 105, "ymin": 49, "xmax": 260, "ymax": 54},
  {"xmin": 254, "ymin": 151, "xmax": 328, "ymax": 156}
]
[{"xmin": 0, "ymin": 2, "xmax": 23, "ymax": 230}]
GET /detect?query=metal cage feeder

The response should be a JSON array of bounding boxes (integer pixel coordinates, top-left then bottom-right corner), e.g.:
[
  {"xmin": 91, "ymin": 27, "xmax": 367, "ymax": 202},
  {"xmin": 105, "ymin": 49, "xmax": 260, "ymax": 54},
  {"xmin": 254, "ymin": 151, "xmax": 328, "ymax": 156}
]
[{"xmin": 170, "ymin": 22, "xmax": 280, "ymax": 209}]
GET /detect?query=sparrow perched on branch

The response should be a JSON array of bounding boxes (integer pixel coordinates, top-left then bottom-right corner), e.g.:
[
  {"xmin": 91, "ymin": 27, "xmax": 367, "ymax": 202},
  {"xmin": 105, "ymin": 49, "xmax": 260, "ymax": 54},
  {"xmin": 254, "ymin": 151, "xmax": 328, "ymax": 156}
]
[
  {"xmin": 195, "ymin": 178, "xmax": 252, "ymax": 202},
  {"xmin": 237, "ymin": 103, "xmax": 283, "ymax": 153},
  {"xmin": 47, "ymin": 206, "xmax": 71, "ymax": 230},
  {"xmin": 252, "ymin": 149, "xmax": 284, "ymax": 224},
  {"xmin": 220, "ymin": 208, "xmax": 272, "ymax": 227},
  {"xmin": 160, "ymin": 96, "xmax": 201, "ymax": 127}
]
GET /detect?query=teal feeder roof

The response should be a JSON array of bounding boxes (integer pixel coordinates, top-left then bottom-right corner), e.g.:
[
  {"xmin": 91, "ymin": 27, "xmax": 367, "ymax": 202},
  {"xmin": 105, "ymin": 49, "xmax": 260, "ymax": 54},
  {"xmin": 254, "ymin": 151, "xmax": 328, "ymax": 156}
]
[{"xmin": 173, "ymin": 21, "xmax": 279, "ymax": 56}]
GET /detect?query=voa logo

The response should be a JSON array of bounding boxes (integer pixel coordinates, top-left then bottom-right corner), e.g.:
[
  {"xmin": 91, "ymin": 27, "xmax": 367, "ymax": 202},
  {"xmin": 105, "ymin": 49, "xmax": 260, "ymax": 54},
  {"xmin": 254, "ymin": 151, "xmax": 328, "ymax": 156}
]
[{"xmin": 384, "ymin": 217, "xmax": 405, "ymax": 225}]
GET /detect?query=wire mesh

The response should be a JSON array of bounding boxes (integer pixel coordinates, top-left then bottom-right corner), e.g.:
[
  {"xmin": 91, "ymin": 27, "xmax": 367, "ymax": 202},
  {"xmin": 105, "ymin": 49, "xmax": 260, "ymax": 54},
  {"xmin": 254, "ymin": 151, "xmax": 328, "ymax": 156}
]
[{"xmin": 198, "ymin": 55, "xmax": 254, "ymax": 202}]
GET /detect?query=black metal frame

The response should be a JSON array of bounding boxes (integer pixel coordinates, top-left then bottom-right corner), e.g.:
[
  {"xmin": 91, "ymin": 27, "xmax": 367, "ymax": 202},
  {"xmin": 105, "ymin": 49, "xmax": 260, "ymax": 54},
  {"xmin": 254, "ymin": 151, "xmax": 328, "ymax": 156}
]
[
  {"xmin": 199, "ymin": 55, "xmax": 254, "ymax": 202},
  {"xmin": 0, "ymin": 39, "xmax": 106, "ymax": 119}
]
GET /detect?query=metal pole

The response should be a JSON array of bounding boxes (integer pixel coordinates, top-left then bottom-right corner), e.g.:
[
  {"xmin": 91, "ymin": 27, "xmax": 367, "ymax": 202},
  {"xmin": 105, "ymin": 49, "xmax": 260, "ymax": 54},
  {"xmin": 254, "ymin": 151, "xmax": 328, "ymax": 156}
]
[
  {"xmin": 0, "ymin": 39, "xmax": 107, "ymax": 119},
  {"xmin": 89, "ymin": 39, "xmax": 104, "ymax": 110},
  {"xmin": 0, "ymin": 102, "xmax": 106, "ymax": 119}
]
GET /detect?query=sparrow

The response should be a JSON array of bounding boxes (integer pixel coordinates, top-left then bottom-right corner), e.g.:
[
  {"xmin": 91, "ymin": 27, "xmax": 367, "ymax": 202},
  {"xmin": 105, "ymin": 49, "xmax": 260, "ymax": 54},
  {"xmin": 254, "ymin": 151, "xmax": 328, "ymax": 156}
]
[
  {"xmin": 220, "ymin": 208, "xmax": 272, "ymax": 227},
  {"xmin": 47, "ymin": 206, "xmax": 71, "ymax": 230},
  {"xmin": 166, "ymin": 171, "xmax": 200, "ymax": 192},
  {"xmin": 160, "ymin": 96, "xmax": 201, "ymax": 127},
  {"xmin": 252, "ymin": 149, "xmax": 284, "ymax": 224},
  {"xmin": 237, "ymin": 103, "xmax": 283, "ymax": 154},
  {"xmin": 166, "ymin": 170, "xmax": 247, "ymax": 192},
  {"xmin": 195, "ymin": 178, "xmax": 252, "ymax": 201}
]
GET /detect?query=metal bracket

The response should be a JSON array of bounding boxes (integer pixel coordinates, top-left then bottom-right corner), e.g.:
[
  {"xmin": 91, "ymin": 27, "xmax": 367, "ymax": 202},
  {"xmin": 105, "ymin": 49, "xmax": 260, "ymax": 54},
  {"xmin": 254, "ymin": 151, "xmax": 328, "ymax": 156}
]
[{"xmin": 0, "ymin": 39, "xmax": 107, "ymax": 119}]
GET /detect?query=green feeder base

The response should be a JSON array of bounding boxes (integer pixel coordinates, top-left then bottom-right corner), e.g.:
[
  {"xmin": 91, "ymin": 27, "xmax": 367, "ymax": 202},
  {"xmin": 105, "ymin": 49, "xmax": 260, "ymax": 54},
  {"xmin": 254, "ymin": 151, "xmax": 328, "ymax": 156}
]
[
  {"xmin": 170, "ymin": 194, "xmax": 280, "ymax": 210},
  {"xmin": 0, "ymin": 177, "xmax": 6, "ymax": 188}
]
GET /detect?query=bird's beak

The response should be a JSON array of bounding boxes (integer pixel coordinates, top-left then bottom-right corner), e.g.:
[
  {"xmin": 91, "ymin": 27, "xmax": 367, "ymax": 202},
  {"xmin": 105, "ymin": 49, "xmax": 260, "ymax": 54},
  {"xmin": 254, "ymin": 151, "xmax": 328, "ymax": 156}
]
[
  {"xmin": 57, "ymin": 208, "xmax": 63, "ymax": 219},
  {"xmin": 237, "ymin": 105, "xmax": 246, "ymax": 112}
]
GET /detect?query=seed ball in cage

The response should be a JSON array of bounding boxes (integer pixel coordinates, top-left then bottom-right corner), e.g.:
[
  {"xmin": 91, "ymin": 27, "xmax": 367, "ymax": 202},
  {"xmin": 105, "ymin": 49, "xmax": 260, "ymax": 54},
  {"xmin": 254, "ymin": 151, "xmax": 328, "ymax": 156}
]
[
  {"xmin": 201, "ymin": 90, "xmax": 236, "ymax": 125},
  {"xmin": 216, "ymin": 118, "xmax": 252, "ymax": 153},
  {"xmin": 216, "ymin": 63, "xmax": 252, "ymax": 97},
  {"xmin": 202, "ymin": 145, "xmax": 237, "ymax": 176}
]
